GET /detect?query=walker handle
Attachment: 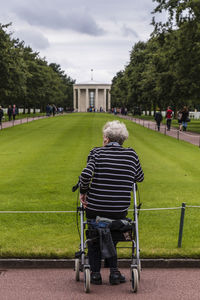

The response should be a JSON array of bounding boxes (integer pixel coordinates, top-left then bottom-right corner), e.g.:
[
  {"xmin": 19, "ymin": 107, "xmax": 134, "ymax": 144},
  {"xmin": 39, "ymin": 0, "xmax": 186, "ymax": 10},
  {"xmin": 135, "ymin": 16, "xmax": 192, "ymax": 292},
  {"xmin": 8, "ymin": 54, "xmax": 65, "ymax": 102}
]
[{"xmin": 72, "ymin": 178, "xmax": 80, "ymax": 192}]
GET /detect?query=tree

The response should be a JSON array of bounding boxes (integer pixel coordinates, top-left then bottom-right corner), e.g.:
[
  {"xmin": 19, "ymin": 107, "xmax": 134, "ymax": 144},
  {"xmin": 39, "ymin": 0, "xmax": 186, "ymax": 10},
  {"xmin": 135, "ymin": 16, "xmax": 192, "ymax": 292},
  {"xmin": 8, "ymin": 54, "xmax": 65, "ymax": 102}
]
[
  {"xmin": 0, "ymin": 24, "xmax": 27, "ymax": 107},
  {"xmin": 152, "ymin": 0, "xmax": 200, "ymax": 110},
  {"xmin": 49, "ymin": 63, "xmax": 75, "ymax": 109}
]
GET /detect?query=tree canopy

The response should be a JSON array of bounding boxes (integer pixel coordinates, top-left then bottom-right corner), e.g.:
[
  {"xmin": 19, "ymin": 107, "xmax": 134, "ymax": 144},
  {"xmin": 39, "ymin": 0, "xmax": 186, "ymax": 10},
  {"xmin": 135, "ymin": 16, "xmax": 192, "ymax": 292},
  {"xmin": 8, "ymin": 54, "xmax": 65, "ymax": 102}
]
[
  {"xmin": 0, "ymin": 23, "xmax": 75, "ymax": 111},
  {"xmin": 111, "ymin": 0, "xmax": 200, "ymax": 114}
]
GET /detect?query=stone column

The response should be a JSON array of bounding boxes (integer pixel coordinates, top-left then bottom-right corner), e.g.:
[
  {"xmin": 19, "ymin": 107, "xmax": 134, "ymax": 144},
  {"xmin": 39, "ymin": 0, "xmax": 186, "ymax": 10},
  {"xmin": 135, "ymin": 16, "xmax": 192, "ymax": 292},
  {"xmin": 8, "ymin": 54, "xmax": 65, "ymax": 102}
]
[
  {"xmin": 86, "ymin": 88, "xmax": 89, "ymax": 112},
  {"xmin": 108, "ymin": 89, "xmax": 111, "ymax": 110},
  {"xmin": 78, "ymin": 88, "xmax": 81, "ymax": 112},
  {"xmin": 73, "ymin": 88, "xmax": 76, "ymax": 111},
  {"xmin": 104, "ymin": 88, "xmax": 106, "ymax": 112},
  {"xmin": 95, "ymin": 88, "xmax": 99, "ymax": 111}
]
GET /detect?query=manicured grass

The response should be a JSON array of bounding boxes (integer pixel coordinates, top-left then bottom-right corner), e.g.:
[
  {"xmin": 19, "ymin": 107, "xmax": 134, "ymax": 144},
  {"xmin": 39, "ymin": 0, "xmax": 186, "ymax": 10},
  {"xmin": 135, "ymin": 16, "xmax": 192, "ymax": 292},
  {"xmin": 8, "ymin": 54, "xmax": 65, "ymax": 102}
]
[
  {"xmin": 0, "ymin": 113, "xmax": 199, "ymax": 258},
  {"xmin": 134, "ymin": 114, "xmax": 200, "ymax": 133}
]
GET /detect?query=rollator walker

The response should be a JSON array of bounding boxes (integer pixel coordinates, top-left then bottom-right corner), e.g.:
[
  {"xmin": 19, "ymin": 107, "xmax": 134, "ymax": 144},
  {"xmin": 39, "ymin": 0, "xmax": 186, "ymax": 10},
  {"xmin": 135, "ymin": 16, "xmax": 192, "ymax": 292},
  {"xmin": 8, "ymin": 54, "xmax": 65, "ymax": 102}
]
[{"xmin": 72, "ymin": 181, "xmax": 141, "ymax": 293}]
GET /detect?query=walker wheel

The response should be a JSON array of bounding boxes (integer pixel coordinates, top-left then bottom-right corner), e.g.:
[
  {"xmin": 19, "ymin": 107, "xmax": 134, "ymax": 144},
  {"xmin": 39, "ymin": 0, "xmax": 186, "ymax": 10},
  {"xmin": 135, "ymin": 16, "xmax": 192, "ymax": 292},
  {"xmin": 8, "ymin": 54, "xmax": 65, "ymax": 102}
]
[
  {"xmin": 131, "ymin": 268, "xmax": 139, "ymax": 293},
  {"xmin": 84, "ymin": 268, "xmax": 90, "ymax": 293},
  {"xmin": 74, "ymin": 258, "xmax": 80, "ymax": 281}
]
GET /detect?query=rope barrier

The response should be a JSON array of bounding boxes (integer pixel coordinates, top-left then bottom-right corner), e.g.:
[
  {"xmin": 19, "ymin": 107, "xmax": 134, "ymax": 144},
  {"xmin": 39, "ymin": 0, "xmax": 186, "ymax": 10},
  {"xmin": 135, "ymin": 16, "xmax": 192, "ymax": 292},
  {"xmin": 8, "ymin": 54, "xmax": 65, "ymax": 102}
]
[
  {"xmin": 0, "ymin": 205, "xmax": 199, "ymax": 214},
  {"xmin": 178, "ymin": 131, "xmax": 200, "ymax": 138},
  {"xmin": 0, "ymin": 211, "xmax": 76, "ymax": 214},
  {"xmin": 186, "ymin": 206, "xmax": 200, "ymax": 208},
  {"xmin": 129, "ymin": 207, "xmax": 182, "ymax": 211}
]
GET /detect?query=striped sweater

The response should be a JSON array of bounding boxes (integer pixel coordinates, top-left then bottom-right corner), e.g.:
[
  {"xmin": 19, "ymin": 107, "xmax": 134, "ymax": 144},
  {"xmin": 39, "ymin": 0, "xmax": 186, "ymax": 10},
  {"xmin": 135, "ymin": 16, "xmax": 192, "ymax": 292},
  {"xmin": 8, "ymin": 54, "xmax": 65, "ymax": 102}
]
[{"xmin": 80, "ymin": 143, "xmax": 144, "ymax": 218}]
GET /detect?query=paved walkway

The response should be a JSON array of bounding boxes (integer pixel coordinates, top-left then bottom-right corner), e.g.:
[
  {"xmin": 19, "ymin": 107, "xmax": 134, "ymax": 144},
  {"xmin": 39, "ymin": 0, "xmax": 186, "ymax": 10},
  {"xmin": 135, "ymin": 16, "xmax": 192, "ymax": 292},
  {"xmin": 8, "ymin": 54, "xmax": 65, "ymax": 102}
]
[
  {"xmin": 120, "ymin": 115, "xmax": 200, "ymax": 147},
  {"xmin": 0, "ymin": 115, "xmax": 48, "ymax": 130},
  {"xmin": 0, "ymin": 268, "xmax": 200, "ymax": 300}
]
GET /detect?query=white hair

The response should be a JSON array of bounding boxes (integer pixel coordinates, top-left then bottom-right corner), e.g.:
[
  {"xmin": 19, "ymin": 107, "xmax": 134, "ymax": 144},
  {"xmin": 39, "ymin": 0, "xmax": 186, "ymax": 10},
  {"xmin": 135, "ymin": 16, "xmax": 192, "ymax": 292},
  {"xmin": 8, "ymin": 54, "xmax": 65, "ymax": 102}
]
[{"xmin": 103, "ymin": 120, "xmax": 129, "ymax": 145}]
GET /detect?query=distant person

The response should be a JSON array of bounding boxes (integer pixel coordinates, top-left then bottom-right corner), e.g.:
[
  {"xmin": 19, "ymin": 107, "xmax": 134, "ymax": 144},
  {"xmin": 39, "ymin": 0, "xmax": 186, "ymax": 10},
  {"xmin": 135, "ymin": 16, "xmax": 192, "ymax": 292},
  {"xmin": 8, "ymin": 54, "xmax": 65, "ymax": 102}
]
[
  {"xmin": 154, "ymin": 110, "xmax": 163, "ymax": 131},
  {"xmin": 180, "ymin": 106, "xmax": 189, "ymax": 131},
  {"xmin": 177, "ymin": 110, "xmax": 182, "ymax": 131},
  {"xmin": 46, "ymin": 104, "xmax": 51, "ymax": 116},
  {"xmin": 7, "ymin": 105, "xmax": 12, "ymax": 121},
  {"xmin": 0, "ymin": 106, "xmax": 4, "ymax": 126},
  {"xmin": 166, "ymin": 106, "xmax": 173, "ymax": 131},
  {"xmin": 52, "ymin": 105, "xmax": 56, "ymax": 116},
  {"xmin": 12, "ymin": 104, "xmax": 18, "ymax": 121}
]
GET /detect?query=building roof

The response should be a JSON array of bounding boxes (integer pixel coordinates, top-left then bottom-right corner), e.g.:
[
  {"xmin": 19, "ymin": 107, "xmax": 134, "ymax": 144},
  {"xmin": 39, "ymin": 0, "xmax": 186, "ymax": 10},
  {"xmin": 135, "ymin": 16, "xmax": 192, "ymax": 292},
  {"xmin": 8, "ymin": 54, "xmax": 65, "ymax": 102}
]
[{"xmin": 74, "ymin": 79, "xmax": 111, "ymax": 86}]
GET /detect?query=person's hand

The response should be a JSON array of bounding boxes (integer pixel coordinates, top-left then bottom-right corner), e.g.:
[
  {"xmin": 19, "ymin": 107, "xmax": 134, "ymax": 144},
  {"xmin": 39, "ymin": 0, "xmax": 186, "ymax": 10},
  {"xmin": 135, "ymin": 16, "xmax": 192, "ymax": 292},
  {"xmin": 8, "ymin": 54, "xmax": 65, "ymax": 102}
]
[{"xmin": 80, "ymin": 194, "xmax": 88, "ymax": 208}]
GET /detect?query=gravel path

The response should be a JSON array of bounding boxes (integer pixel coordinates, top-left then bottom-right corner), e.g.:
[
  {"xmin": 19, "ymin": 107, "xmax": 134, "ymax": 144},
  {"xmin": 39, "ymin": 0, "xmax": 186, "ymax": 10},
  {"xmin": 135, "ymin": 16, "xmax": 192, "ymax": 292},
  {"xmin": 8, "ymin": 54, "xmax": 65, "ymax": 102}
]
[
  {"xmin": 1, "ymin": 268, "xmax": 200, "ymax": 300},
  {"xmin": 120, "ymin": 115, "xmax": 200, "ymax": 147}
]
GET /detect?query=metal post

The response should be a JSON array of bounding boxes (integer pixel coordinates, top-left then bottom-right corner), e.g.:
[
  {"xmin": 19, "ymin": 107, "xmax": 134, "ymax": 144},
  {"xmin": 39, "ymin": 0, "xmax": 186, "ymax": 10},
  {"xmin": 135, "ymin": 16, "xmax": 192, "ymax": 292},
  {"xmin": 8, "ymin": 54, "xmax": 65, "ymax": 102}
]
[
  {"xmin": 177, "ymin": 130, "xmax": 179, "ymax": 140},
  {"xmin": 80, "ymin": 204, "xmax": 85, "ymax": 266},
  {"xmin": 199, "ymin": 136, "xmax": 200, "ymax": 148},
  {"xmin": 178, "ymin": 203, "xmax": 186, "ymax": 248},
  {"xmin": 148, "ymin": 123, "xmax": 149, "ymax": 129},
  {"xmin": 164, "ymin": 127, "xmax": 166, "ymax": 135}
]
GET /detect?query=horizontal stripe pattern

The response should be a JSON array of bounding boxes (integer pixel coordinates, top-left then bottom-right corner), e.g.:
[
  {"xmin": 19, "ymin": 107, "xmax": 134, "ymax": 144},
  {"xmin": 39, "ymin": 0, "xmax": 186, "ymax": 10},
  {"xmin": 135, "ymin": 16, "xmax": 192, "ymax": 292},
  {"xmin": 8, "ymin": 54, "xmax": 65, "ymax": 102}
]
[{"xmin": 80, "ymin": 144, "xmax": 144, "ymax": 214}]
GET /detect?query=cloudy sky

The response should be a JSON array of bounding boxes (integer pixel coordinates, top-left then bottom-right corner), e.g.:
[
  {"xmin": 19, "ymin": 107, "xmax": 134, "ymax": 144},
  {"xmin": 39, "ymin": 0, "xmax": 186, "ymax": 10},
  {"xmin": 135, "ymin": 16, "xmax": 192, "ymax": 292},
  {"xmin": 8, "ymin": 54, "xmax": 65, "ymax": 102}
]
[{"xmin": 0, "ymin": 0, "xmax": 158, "ymax": 83}]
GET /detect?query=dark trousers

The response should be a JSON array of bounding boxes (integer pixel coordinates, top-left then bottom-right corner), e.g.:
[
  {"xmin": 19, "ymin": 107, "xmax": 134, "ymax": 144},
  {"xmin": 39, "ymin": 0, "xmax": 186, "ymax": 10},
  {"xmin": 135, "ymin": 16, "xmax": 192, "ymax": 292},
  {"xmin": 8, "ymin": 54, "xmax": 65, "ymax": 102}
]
[
  {"xmin": 167, "ymin": 119, "xmax": 171, "ymax": 130},
  {"xmin": 156, "ymin": 121, "xmax": 161, "ymax": 131},
  {"xmin": 88, "ymin": 238, "xmax": 118, "ymax": 273}
]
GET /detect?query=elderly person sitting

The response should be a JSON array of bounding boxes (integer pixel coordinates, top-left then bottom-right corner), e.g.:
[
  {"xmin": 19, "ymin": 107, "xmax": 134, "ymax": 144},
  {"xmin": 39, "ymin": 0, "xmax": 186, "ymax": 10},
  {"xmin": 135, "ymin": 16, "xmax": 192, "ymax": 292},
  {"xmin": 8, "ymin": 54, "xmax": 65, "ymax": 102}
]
[{"xmin": 79, "ymin": 120, "xmax": 144, "ymax": 285}]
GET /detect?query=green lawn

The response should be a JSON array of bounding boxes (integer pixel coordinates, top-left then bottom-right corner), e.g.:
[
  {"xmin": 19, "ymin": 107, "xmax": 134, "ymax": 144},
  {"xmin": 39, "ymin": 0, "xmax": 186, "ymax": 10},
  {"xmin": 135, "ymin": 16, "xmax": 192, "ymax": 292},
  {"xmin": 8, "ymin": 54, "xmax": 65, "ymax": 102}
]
[{"xmin": 0, "ymin": 113, "xmax": 199, "ymax": 258}]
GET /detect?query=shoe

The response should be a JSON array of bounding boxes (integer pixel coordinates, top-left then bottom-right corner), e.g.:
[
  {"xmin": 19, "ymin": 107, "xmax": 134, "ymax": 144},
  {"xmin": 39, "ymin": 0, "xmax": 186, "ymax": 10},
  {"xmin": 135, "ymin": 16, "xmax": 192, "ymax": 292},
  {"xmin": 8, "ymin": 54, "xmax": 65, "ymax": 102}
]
[
  {"xmin": 109, "ymin": 271, "xmax": 126, "ymax": 285},
  {"xmin": 91, "ymin": 272, "xmax": 102, "ymax": 285}
]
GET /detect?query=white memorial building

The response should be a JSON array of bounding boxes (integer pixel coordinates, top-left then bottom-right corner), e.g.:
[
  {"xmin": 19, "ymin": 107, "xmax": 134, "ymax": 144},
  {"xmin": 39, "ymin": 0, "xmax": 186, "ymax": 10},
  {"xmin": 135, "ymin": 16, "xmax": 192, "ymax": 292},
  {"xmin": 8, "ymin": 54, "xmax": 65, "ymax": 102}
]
[{"xmin": 73, "ymin": 80, "xmax": 111, "ymax": 112}]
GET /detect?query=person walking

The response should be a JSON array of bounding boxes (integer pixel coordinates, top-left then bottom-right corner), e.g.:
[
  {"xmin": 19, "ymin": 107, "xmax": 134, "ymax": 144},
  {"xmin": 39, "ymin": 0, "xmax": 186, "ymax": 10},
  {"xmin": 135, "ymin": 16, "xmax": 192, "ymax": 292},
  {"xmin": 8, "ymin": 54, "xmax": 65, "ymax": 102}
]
[
  {"xmin": 52, "ymin": 105, "xmax": 57, "ymax": 116},
  {"xmin": 12, "ymin": 104, "xmax": 18, "ymax": 121},
  {"xmin": 0, "ymin": 106, "xmax": 4, "ymax": 126},
  {"xmin": 7, "ymin": 105, "xmax": 12, "ymax": 121},
  {"xmin": 181, "ymin": 106, "xmax": 189, "ymax": 131},
  {"xmin": 166, "ymin": 106, "xmax": 173, "ymax": 131},
  {"xmin": 177, "ymin": 110, "xmax": 182, "ymax": 131},
  {"xmin": 79, "ymin": 120, "xmax": 144, "ymax": 285},
  {"xmin": 154, "ymin": 110, "xmax": 163, "ymax": 131}
]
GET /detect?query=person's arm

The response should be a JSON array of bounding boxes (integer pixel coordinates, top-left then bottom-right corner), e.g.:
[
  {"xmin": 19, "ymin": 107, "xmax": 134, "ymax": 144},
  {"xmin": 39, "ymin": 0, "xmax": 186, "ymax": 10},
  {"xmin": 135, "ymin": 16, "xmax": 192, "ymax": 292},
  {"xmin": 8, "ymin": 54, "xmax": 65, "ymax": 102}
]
[
  {"xmin": 79, "ymin": 149, "xmax": 96, "ymax": 194},
  {"xmin": 79, "ymin": 149, "xmax": 96, "ymax": 207},
  {"xmin": 134, "ymin": 156, "xmax": 144, "ymax": 183}
]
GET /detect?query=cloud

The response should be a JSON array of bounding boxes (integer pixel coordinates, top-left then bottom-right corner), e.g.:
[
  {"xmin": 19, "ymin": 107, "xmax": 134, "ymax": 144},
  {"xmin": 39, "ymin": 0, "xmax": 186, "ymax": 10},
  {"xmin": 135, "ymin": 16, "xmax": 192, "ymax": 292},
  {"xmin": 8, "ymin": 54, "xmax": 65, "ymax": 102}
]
[
  {"xmin": 15, "ymin": 6, "xmax": 105, "ymax": 36},
  {"xmin": 14, "ymin": 29, "xmax": 50, "ymax": 50},
  {"xmin": 121, "ymin": 25, "xmax": 139, "ymax": 38},
  {"xmin": 0, "ymin": 0, "xmax": 157, "ymax": 83}
]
